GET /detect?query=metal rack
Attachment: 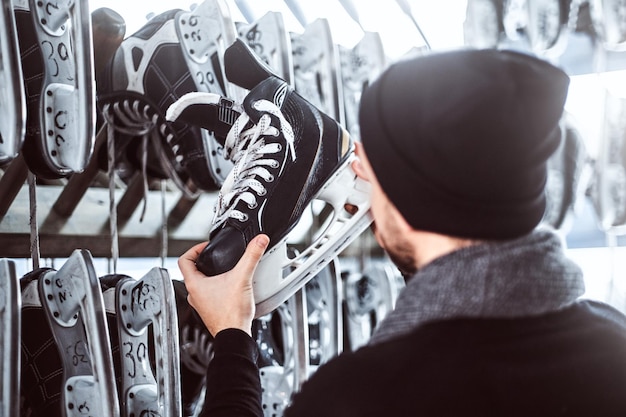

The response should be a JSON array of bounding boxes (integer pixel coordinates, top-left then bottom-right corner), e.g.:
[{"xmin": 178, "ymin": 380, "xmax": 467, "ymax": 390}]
[{"xmin": 0, "ymin": 132, "xmax": 217, "ymax": 258}]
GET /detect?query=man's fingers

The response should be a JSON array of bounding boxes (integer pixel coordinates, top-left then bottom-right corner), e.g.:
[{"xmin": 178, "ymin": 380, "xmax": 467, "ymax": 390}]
[{"xmin": 234, "ymin": 234, "xmax": 270, "ymax": 280}]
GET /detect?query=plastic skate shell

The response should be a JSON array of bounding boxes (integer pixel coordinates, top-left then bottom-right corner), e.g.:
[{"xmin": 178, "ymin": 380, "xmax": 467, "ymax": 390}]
[
  {"xmin": 338, "ymin": 31, "xmax": 386, "ymax": 141},
  {"xmin": 175, "ymin": 0, "xmax": 242, "ymax": 187},
  {"xmin": 14, "ymin": 0, "xmax": 95, "ymax": 178},
  {"xmin": 290, "ymin": 18, "xmax": 344, "ymax": 124},
  {"xmin": 0, "ymin": 1, "xmax": 26, "ymax": 165},
  {"xmin": 237, "ymin": 11, "xmax": 294, "ymax": 85},
  {"xmin": 0, "ymin": 259, "xmax": 20, "ymax": 417},
  {"xmin": 253, "ymin": 155, "xmax": 372, "ymax": 317},
  {"xmin": 37, "ymin": 249, "xmax": 119, "ymax": 417},
  {"xmin": 115, "ymin": 268, "xmax": 181, "ymax": 417}
]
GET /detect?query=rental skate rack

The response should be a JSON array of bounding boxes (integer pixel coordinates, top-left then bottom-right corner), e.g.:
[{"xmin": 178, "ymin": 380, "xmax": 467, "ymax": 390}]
[
  {"xmin": 0, "ymin": 150, "xmax": 375, "ymax": 259},
  {"xmin": 0, "ymin": 143, "xmax": 217, "ymax": 258}
]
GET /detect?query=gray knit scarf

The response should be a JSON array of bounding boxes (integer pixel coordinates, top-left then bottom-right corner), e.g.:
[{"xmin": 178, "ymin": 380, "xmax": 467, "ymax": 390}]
[{"xmin": 369, "ymin": 228, "xmax": 585, "ymax": 345}]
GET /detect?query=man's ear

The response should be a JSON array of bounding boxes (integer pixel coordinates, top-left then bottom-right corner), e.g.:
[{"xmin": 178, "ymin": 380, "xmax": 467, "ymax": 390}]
[{"xmin": 352, "ymin": 142, "xmax": 370, "ymax": 181}]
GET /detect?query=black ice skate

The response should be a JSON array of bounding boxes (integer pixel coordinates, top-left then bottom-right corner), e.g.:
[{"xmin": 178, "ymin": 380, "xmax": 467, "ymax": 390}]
[
  {"xmin": 0, "ymin": 260, "xmax": 20, "ymax": 417},
  {"xmin": 168, "ymin": 38, "xmax": 372, "ymax": 317},
  {"xmin": 13, "ymin": 0, "xmax": 95, "ymax": 179},
  {"xmin": 0, "ymin": 2, "xmax": 25, "ymax": 166},
  {"xmin": 20, "ymin": 250, "xmax": 119, "ymax": 417},
  {"xmin": 98, "ymin": 0, "xmax": 241, "ymax": 196}
]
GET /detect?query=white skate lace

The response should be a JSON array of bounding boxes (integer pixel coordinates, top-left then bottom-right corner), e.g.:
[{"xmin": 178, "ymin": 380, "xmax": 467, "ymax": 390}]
[{"xmin": 211, "ymin": 99, "xmax": 296, "ymax": 231}]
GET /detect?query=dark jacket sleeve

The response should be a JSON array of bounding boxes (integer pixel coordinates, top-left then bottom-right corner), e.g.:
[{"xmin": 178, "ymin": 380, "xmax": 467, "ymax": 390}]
[{"xmin": 200, "ymin": 328, "xmax": 263, "ymax": 417}]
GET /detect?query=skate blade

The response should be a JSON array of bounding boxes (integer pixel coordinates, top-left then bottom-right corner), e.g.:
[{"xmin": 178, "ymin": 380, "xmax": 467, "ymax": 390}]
[
  {"xmin": 304, "ymin": 259, "xmax": 342, "ymax": 365},
  {"xmin": 253, "ymin": 154, "xmax": 372, "ymax": 317},
  {"xmin": 116, "ymin": 268, "xmax": 181, "ymax": 417},
  {"xmin": 0, "ymin": 260, "xmax": 20, "ymax": 417},
  {"xmin": 237, "ymin": 11, "xmax": 294, "ymax": 84},
  {"xmin": 22, "ymin": 0, "xmax": 95, "ymax": 174},
  {"xmin": 38, "ymin": 249, "xmax": 119, "ymax": 417},
  {"xmin": 291, "ymin": 18, "xmax": 343, "ymax": 122},
  {"xmin": 0, "ymin": 2, "xmax": 26, "ymax": 165}
]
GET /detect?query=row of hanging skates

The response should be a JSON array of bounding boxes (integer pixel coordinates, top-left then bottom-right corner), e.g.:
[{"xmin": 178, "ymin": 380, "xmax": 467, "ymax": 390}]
[
  {"xmin": 2, "ymin": 0, "xmax": 626, "ymax": 416},
  {"xmin": 0, "ymin": 0, "xmax": 404, "ymax": 415}
]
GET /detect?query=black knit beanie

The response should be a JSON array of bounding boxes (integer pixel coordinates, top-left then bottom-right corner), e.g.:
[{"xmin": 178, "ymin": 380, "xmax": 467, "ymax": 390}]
[{"xmin": 359, "ymin": 49, "xmax": 570, "ymax": 240}]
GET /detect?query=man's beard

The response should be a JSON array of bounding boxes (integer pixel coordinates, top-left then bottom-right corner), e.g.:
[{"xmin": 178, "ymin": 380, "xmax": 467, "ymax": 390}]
[
  {"xmin": 387, "ymin": 248, "xmax": 417, "ymax": 281},
  {"xmin": 374, "ymin": 223, "xmax": 417, "ymax": 280}
]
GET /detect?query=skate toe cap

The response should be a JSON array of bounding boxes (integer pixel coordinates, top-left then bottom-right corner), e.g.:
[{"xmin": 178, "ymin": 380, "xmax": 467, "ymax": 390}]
[{"xmin": 196, "ymin": 228, "xmax": 247, "ymax": 276}]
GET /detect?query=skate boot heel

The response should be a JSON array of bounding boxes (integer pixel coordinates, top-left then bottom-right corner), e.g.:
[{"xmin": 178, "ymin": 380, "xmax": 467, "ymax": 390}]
[
  {"xmin": 43, "ymin": 83, "xmax": 90, "ymax": 171},
  {"xmin": 38, "ymin": 249, "xmax": 119, "ymax": 417},
  {"xmin": 0, "ymin": 259, "xmax": 20, "ymax": 417},
  {"xmin": 116, "ymin": 268, "xmax": 181, "ymax": 417}
]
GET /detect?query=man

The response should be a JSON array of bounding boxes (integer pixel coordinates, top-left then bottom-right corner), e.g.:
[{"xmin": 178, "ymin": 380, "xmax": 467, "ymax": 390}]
[{"xmin": 179, "ymin": 48, "xmax": 626, "ymax": 416}]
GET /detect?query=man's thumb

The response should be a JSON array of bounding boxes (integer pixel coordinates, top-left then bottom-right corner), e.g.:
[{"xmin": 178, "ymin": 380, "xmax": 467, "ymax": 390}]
[{"xmin": 237, "ymin": 234, "xmax": 270, "ymax": 276}]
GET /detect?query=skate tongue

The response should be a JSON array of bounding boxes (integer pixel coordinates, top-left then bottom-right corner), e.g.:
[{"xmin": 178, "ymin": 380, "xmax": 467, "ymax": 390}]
[
  {"xmin": 225, "ymin": 38, "xmax": 278, "ymax": 90},
  {"xmin": 166, "ymin": 92, "xmax": 241, "ymax": 146}
]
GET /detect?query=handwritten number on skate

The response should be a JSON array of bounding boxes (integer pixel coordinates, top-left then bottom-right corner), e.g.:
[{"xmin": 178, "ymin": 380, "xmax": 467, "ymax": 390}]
[
  {"xmin": 196, "ymin": 71, "xmax": 215, "ymax": 87},
  {"xmin": 45, "ymin": 1, "xmax": 60, "ymax": 16},
  {"xmin": 246, "ymin": 25, "xmax": 267, "ymax": 60},
  {"xmin": 78, "ymin": 402, "xmax": 90, "ymax": 414},
  {"xmin": 67, "ymin": 340, "xmax": 89, "ymax": 366},
  {"xmin": 123, "ymin": 341, "xmax": 149, "ymax": 378},
  {"xmin": 42, "ymin": 41, "xmax": 60, "ymax": 77},
  {"xmin": 54, "ymin": 278, "xmax": 70, "ymax": 303}
]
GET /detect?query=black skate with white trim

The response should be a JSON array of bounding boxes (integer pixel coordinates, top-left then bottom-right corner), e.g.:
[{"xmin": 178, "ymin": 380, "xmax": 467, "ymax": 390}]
[
  {"xmin": 168, "ymin": 39, "xmax": 372, "ymax": 316},
  {"xmin": 98, "ymin": 0, "xmax": 241, "ymax": 195}
]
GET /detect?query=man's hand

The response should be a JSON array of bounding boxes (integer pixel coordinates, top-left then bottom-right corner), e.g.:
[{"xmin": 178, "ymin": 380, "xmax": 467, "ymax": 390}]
[{"xmin": 178, "ymin": 234, "xmax": 270, "ymax": 337}]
